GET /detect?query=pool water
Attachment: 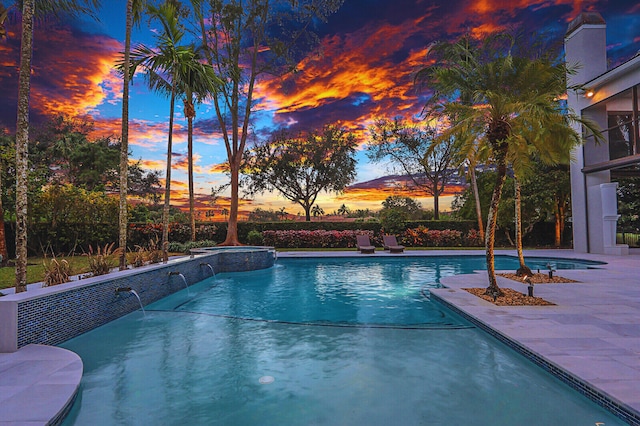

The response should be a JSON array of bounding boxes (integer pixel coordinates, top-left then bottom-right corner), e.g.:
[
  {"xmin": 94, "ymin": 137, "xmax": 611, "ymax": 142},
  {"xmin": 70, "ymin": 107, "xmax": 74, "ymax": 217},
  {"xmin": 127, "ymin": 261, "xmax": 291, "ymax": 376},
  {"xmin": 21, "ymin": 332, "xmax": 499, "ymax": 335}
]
[{"xmin": 60, "ymin": 255, "xmax": 621, "ymax": 425}]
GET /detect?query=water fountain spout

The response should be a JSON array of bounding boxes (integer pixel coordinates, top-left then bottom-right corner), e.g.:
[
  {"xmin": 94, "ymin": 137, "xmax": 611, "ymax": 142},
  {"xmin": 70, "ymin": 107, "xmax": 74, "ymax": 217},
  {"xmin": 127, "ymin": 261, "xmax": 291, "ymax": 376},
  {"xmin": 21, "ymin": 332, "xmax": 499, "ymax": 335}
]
[
  {"xmin": 168, "ymin": 271, "xmax": 190, "ymax": 294},
  {"xmin": 200, "ymin": 263, "xmax": 215, "ymax": 276},
  {"xmin": 115, "ymin": 287, "xmax": 145, "ymax": 316}
]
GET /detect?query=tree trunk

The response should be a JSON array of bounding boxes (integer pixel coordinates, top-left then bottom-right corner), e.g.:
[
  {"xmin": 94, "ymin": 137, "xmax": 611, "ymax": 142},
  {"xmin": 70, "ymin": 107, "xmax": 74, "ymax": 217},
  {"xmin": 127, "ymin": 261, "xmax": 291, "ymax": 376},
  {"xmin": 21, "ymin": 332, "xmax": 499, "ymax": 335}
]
[
  {"xmin": 15, "ymin": 0, "xmax": 34, "ymax": 293},
  {"xmin": 186, "ymin": 98, "xmax": 196, "ymax": 242},
  {"xmin": 484, "ymin": 158, "xmax": 507, "ymax": 297},
  {"xmin": 433, "ymin": 184, "xmax": 440, "ymax": 220},
  {"xmin": 554, "ymin": 199, "xmax": 565, "ymax": 247},
  {"xmin": 514, "ymin": 178, "xmax": 532, "ymax": 276},
  {"xmin": 0, "ymin": 170, "xmax": 8, "ymax": 265},
  {"xmin": 470, "ymin": 165, "xmax": 485, "ymax": 241},
  {"xmin": 220, "ymin": 158, "xmax": 242, "ymax": 245},
  {"xmin": 118, "ymin": 0, "xmax": 133, "ymax": 271},
  {"xmin": 162, "ymin": 86, "xmax": 176, "ymax": 262}
]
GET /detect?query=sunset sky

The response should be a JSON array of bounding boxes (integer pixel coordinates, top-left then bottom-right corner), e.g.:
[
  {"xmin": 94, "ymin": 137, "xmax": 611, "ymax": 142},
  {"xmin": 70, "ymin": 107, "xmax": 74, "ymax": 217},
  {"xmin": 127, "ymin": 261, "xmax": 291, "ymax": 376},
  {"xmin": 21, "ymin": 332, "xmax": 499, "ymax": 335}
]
[{"xmin": 1, "ymin": 0, "xmax": 639, "ymax": 220}]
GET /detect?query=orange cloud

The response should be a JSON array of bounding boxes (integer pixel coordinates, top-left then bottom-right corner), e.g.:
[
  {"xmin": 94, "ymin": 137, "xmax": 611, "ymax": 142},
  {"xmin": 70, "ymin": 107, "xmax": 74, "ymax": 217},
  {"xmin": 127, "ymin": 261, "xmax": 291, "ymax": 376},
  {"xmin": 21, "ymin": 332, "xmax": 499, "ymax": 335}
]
[
  {"xmin": 255, "ymin": 15, "xmax": 432, "ymax": 118},
  {"xmin": 29, "ymin": 28, "xmax": 122, "ymax": 118},
  {"xmin": 466, "ymin": 0, "xmax": 593, "ymax": 18}
]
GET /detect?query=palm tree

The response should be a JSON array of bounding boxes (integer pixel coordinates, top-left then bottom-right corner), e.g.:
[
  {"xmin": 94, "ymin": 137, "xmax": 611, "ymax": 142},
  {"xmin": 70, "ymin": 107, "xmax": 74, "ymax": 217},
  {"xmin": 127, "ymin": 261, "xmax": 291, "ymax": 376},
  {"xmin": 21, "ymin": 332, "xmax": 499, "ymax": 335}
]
[
  {"xmin": 174, "ymin": 51, "xmax": 218, "ymax": 242},
  {"xmin": 128, "ymin": 2, "xmax": 195, "ymax": 262},
  {"xmin": 513, "ymin": 177, "xmax": 531, "ymax": 276},
  {"xmin": 311, "ymin": 205, "xmax": 324, "ymax": 220},
  {"xmin": 416, "ymin": 34, "xmax": 601, "ymax": 296},
  {"xmin": 278, "ymin": 207, "xmax": 288, "ymax": 221},
  {"xmin": 11, "ymin": 0, "xmax": 100, "ymax": 292},
  {"xmin": 118, "ymin": 0, "xmax": 146, "ymax": 270}
]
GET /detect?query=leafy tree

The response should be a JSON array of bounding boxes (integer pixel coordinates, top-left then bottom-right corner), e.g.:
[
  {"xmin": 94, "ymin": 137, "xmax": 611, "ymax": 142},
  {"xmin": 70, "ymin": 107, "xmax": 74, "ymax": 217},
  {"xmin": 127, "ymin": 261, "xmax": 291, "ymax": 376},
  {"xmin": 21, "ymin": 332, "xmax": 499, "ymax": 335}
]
[
  {"xmin": 368, "ymin": 118, "xmax": 457, "ymax": 219},
  {"xmin": 416, "ymin": 34, "xmax": 600, "ymax": 296},
  {"xmin": 248, "ymin": 208, "xmax": 279, "ymax": 222},
  {"xmin": 243, "ymin": 125, "xmax": 357, "ymax": 221},
  {"xmin": 380, "ymin": 195, "xmax": 423, "ymax": 219},
  {"xmin": 520, "ymin": 163, "xmax": 571, "ymax": 247},
  {"xmin": 192, "ymin": 0, "xmax": 345, "ymax": 244},
  {"xmin": 617, "ymin": 177, "xmax": 640, "ymax": 236}
]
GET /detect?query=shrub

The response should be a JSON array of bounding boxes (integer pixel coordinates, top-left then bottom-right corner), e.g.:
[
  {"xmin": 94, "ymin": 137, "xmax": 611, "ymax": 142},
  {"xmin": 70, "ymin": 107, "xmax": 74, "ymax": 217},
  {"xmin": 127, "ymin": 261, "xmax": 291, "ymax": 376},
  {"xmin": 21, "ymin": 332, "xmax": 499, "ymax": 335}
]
[
  {"xmin": 167, "ymin": 240, "xmax": 218, "ymax": 254},
  {"xmin": 402, "ymin": 226, "xmax": 463, "ymax": 247},
  {"xmin": 464, "ymin": 229, "xmax": 484, "ymax": 247},
  {"xmin": 246, "ymin": 230, "xmax": 264, "ymax": 245},
  {"xmin": 87, "ymin": 243, "xmax": 123, "ymax": 277},
  {"xmin": 262, "ymin": 229, "xmax": 375, "ymax": 248},
  {"xmin": 379, "ymin": 208, "xmax": 407, "ymax": 235},
  {"xmin": 146, "ymin": 236, "xmax": 162, "ymax": 264},
  {"xmin": 128, "ymin": 245, "xmax": 147, "ymax": 268},
  {"xmin": 43, "ymin": 256, "xmax": 72, "ymax": 287}
]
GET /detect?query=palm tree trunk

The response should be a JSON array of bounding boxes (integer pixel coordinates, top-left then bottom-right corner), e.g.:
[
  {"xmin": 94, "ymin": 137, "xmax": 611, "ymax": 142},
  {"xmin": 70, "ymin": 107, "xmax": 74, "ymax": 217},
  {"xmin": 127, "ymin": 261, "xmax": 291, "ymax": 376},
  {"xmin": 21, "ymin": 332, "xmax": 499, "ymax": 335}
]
[
  {"xmin": 118, "ymin": 0, "xmax": 133, "ymax": 271},
  {"xmin": 484, "ymin": 160, "xmax": 506, "ymax": 297},
  {"xmin": 188, "ymin": 113, "xmax": 195, "ymax": 242},
  {"xmin": 514, "ymin": 178, "xmax": 531, "ymax": 276},
  {"xmin": 0, "ymin": 170, "xmax": 8, "ymax": 265},
  {"xmin": 470, "ymin": 165, "xmax": 485, "ymax": 240},
  {"xmin": 15, "ymin": 0, "xmax": 35, "ymax": 293},
  {"xmin": 162, "ymin": 86, "xmax": 176, "ymax": 262}
]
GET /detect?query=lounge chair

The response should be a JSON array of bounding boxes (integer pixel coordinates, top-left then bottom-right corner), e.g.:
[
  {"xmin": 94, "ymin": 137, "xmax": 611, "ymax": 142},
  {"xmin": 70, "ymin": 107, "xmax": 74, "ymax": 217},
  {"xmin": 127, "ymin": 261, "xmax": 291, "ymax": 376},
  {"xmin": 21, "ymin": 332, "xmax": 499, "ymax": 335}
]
[
  {"xmin": 356, "ymin": 235, "xmax": 375, "ymax": 254},
  {"xmin": 383, "ymin": 235, "xmax": 405, "ymax": 253}
]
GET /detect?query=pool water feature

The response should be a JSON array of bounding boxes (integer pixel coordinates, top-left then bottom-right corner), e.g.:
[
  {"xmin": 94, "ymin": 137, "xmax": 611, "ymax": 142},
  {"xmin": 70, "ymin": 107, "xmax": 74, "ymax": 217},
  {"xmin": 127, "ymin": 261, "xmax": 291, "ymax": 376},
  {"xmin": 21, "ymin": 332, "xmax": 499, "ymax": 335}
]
[{"xmin": 60, "ymin": 255, "xmax": 621, "ymax": 425}]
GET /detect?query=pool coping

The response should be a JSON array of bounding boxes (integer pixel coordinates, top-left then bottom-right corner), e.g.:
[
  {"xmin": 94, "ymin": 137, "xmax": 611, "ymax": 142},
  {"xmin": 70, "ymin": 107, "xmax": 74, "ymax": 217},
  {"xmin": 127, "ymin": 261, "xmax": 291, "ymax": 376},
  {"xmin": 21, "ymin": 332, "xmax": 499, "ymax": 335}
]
[{"xmin": 0, "ymin": 344, "xmax": 82, "ymax": 426}]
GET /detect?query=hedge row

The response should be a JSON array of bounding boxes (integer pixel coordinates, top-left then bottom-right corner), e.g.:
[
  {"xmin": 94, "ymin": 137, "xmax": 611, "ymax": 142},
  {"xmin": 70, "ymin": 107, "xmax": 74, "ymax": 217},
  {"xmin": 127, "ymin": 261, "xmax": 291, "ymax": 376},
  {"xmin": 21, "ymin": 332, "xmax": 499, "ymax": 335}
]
[
  {"xmin": 261, "ymin": 227, "xmax": 484, "ymax": 249},
  {"xmin": 4, "ymin": 219, "xmax": 567, "ymax": 257}
]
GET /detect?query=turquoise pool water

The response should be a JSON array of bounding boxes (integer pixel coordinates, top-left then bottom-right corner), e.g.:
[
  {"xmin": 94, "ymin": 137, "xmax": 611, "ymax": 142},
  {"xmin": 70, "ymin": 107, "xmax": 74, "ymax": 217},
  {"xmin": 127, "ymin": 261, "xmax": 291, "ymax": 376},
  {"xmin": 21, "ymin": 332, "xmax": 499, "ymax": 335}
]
[{"xmin": 60, "ymin": 255, "xmax": 621, "ymax": 425}]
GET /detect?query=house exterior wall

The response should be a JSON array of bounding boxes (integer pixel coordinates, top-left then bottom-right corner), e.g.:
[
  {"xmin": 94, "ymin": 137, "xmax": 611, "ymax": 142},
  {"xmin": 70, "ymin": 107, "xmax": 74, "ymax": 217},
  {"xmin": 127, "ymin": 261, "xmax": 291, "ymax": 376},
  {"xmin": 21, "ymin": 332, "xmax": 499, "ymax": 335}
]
[{"xmin": 565, "ymin": 12, "xmax": 637, "ymax": 254}]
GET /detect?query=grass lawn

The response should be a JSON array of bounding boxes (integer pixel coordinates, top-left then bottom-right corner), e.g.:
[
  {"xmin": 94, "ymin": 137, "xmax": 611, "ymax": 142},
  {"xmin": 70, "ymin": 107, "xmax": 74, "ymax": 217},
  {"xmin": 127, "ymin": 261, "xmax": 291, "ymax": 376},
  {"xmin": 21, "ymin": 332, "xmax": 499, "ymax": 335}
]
[{"xmin": 0, "ymin": 256, "xmax": 94, "ymax": 291}]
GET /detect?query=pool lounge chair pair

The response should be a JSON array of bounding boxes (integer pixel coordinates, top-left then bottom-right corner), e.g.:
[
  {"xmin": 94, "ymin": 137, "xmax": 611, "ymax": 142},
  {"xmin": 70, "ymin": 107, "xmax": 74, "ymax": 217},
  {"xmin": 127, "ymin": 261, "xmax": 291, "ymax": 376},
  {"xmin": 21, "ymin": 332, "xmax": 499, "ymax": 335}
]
[{"xmin": 356, "ymin": 235, "xmax": 405, "ymax": 254}]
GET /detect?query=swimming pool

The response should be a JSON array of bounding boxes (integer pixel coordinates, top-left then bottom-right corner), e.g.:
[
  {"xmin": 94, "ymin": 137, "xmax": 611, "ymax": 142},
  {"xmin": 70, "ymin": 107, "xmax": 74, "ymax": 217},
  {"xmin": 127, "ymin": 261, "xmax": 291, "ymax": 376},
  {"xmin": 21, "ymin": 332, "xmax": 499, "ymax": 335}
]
[{"xmin": 60, "ymin": 255, "xmax": 621, "ymax": 425}]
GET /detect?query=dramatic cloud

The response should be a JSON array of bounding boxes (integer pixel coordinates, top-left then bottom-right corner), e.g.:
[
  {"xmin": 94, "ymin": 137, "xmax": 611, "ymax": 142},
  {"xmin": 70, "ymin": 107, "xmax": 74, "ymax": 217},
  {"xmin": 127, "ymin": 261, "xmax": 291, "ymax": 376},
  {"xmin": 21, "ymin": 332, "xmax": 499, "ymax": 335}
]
[
  {"xmin": 1, "ymin": 0, "xmax": 638, "ymax": 217},
  {"xmin": 0, "ymin": 21, "xmax": 122, "ymax": 130}
]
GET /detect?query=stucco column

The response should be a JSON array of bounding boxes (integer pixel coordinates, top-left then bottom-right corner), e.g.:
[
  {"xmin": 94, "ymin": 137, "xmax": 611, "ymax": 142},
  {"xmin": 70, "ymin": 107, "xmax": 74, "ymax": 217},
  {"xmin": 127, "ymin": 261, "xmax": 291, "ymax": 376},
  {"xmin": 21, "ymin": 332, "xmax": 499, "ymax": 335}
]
[{"xmin": 600, "ymin": 182, "xmax": 629, "ymax": 255}]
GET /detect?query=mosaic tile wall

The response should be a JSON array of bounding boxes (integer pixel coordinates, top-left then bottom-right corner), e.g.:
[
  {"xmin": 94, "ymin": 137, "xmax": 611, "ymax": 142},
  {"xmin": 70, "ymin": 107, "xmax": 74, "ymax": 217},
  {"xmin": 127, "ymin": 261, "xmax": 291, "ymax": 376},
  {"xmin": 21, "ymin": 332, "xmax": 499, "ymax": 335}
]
[
  {"xmin": 431, "ymin": 292, "xmax": 640, "ymax": 426},
  {"xmin": 13, "ymin": 249, "xmax": 275, "ymax": 349}
]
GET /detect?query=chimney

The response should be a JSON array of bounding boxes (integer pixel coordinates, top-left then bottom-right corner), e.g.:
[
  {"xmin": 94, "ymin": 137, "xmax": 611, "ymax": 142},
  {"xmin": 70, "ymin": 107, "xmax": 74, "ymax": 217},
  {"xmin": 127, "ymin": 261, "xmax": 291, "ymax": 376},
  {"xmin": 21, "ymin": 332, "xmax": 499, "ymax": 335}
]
[{"xmin": 564, "ymin": 12, "xmax": 607, "ymax": 86}]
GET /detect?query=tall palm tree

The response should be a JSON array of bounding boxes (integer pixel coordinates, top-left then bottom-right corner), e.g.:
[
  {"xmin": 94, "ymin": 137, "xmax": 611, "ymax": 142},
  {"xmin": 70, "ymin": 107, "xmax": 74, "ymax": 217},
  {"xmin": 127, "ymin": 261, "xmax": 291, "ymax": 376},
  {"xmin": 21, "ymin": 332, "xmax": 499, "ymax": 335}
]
[
  {"xmin": 416, "ymin": 34, "xmax": 601, "ymax": 296},
  {"xmin": 118, "ymin": 0, "xmax": 146, "ymax": 270},
  {"xmin": 129, "ymin": 2, "xmax": 218, "ymax": 260},
  {"xmin": 174, "ymin": 50, "xmax": 218, "ymax": 242},
  {"xmin": 11, "ymin": 0, "xmax": 100, "ymax": 292},
  {"xmin": 128, "ymin": 1, "xmax": 184, "ymax": 263}
]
